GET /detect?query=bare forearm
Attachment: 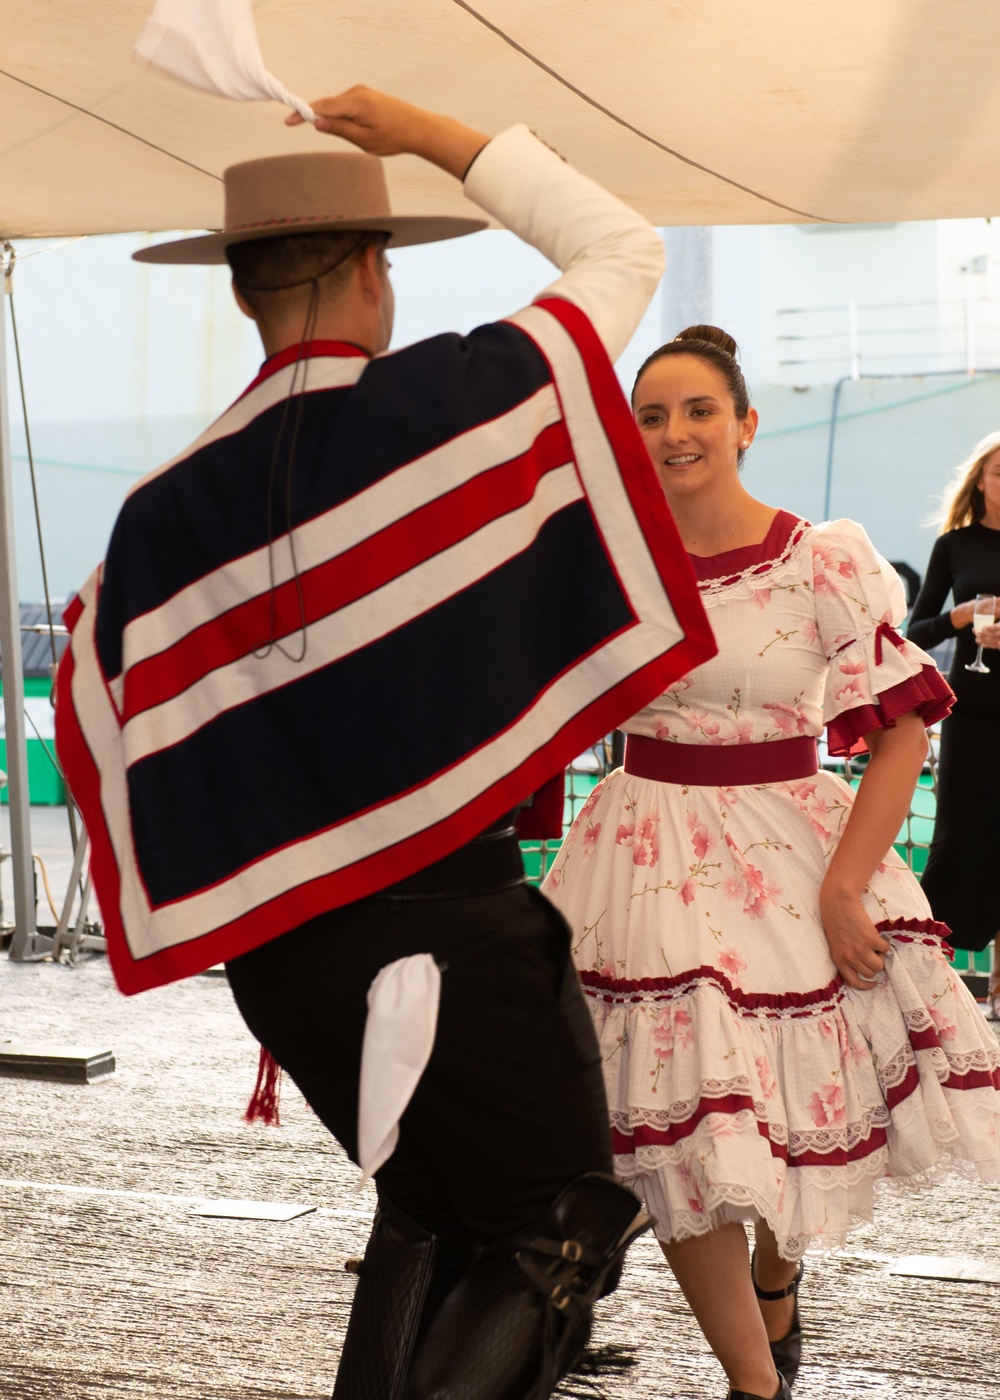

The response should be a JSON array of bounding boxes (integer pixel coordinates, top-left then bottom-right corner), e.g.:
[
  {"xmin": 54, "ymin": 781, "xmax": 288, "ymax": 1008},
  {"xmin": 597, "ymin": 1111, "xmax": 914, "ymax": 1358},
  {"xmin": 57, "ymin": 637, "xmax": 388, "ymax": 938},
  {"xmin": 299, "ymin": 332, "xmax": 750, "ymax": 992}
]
[
  {"xmin": 822, "ymin": 713, "xmax": 928, "ymax": 901},
  {"xmin": 819, "ymin": 712, "xmax": 928, "ymax": 990},
  {"xmin": 402, "ymin": 111, "xmax": 489, "ymax": 179},
  {"xmin": 291, "ymin": 85, "xmax": 662, "ymax": 360}
]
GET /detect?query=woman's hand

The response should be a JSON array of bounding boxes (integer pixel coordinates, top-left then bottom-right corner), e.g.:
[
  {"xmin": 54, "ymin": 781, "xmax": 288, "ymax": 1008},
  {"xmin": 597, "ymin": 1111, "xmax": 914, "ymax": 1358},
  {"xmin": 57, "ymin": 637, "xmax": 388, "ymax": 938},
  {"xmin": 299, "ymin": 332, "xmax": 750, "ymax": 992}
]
[
  {"xmin": 949, "ymin": 598, "xmax": 978, "ymax": 629},
  {"xmin": 975, "ymin": 620, "xmax": 1000, "ymax": 650},
  {"xmin": 819, "ymin": 886, "xmax": 892, "ymax": 991}
]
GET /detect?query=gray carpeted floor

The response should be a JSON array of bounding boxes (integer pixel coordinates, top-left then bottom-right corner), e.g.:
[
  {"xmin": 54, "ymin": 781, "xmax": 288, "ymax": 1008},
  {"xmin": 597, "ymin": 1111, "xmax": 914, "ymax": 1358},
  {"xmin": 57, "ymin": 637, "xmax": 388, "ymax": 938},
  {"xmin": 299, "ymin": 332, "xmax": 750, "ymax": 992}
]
[{"xmin": 0, "ymin": 809, "xmax": 998, "ymax": 1399}]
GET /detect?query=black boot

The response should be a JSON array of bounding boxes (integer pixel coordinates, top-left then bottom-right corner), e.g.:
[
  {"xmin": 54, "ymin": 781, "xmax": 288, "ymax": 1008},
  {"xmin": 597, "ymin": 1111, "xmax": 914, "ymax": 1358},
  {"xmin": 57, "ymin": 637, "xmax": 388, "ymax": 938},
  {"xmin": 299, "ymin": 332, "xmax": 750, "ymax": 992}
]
[
  {"xmin": 332, "ymin": 1197, "xmax": 474, "ymax": 1400},
  {"xmin": 404, "ymin": 1172, "xmax": 652, "ymax": 1400}
]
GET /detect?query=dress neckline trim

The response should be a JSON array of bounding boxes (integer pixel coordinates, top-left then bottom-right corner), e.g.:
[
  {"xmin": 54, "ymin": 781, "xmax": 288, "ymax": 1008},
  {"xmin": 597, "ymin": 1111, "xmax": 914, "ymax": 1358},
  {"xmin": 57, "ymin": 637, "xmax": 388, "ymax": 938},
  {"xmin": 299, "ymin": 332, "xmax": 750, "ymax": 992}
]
[{"xmin": 689, "ymin": 510, "xmax": 806, "ymax": 584}]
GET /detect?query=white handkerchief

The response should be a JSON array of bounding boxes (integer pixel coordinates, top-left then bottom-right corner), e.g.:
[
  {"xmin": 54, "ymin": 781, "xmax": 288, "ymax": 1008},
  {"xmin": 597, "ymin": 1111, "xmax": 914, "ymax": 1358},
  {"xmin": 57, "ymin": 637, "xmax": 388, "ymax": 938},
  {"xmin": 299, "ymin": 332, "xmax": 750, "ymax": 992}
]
[
  {"xmin": 135, "ymin": 0, "xmax": 315, "ymax": 123},
  {"xmin": 357, "ymin": 953, "xmax": 442, "ymax": 1184}
]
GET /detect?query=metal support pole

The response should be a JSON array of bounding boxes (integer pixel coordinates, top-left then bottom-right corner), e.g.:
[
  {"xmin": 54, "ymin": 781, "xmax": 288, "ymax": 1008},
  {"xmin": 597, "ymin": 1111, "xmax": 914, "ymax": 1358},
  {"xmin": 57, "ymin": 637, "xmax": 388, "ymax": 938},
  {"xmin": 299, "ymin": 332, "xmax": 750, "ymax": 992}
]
[{"xmin": 0, "ymin": 245, "xmax": 39, "ymax": 958}]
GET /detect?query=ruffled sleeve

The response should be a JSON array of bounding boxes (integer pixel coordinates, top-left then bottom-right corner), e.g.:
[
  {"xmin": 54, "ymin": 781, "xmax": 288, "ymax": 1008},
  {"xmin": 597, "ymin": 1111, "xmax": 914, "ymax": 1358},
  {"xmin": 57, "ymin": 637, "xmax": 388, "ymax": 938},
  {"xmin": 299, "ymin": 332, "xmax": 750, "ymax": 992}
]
[{"xmin": 812, "ymin": 519, "xmax": 954, "ymax": 756}]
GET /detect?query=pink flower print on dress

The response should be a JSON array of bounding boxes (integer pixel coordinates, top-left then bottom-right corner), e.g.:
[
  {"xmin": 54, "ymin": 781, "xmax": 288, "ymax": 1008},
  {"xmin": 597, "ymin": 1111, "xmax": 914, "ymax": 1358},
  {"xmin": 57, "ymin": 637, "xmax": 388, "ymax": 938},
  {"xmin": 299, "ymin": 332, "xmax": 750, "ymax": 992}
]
[
  {"xmin": 581, "ymin": 822, "xmax": 602, "ymax": 857},
  {"xmin": 716, "ymin": 713, "xmax": 754, "ymax": 745},
  {"xmin": 744, "ymin": 877, "xmax": 780, "ymax": 920},
  {"xmin": 800, "ymin": 618, "xmax": 820, "ymax": 646},
  {"xmin": 678, "ymin": 877, "xmax": 698, "ymax": 906},
  {"xmin": 676, "ymin": 1160, "xmax": 704, "ymax": 1214},
  {"xmin": 833, "ymin": 674, "xmax": 868, "ymax": 709},
  {"xmin": 721, "ymin": 873, "xmax": 745, "ymax": 902},
  {"xmin": 617, "ymin": 815, "xmax": 661, "ymax": 866},
  {"xmin": 749, "ymin": 586, "xmax": 772, "ymax": 610},
  {"xmin": 717, "ymin": 945, "xmax": 748, "ymax": 980},
  {"xmin": 577, "ymin": 788, "xmax": 602, "ymax": 824},
  {"xmin": 667, "ymin": 676, "xmax": 693, "ymax": 695},
  {"xmin": 653, "ymin": 718, "xmax": 673, "ymax": 740},
  {"xmin": 756, "ymin": 1056, "xmax": 777, "ymax": 1101},
  {"xmin": 685, "ymin": 811, "xmax": 714, "ymax": 860},
  {"xmin": 808, "ymin": 1079, "xmax": 846, "ymax": 1127},
  {"xmin": 652, "ymin": 1005, "xmax": 694, "ymax": 1060},
  {"xmin": 632, "ymin": 814, "xmax": 660, "ymax": 867},
  {"xmin": 812, "ymin": 540, "xmax": 856, "ymax": 597},
  {"xmin": 716, "ymin": 785, "xmax": 740, "ymax": 809},
  {"xmin": 929, "ymin": 1007, "xmax": 958, "ymax": 1042},
  {"xmin": 762, "ymin": 700, "xmax": 810, "ymax": 737},
  {"xmin": 546, "ymin": 862, "xmax": 564, "ymax": 891},
  {"xmin": 722, "ymin": 833, "xmax": 780, "ymax": 919},
  {"xmin": 682, "ymin": 709, "xmax": 721, "ymax": 740},
  {"xmin": 835, "ymin": 1016, "xmax": 869, "ymax": 1068},
  {"xmin": 784, "ymin": 779, "xmax": 833, "ymax": 840}
]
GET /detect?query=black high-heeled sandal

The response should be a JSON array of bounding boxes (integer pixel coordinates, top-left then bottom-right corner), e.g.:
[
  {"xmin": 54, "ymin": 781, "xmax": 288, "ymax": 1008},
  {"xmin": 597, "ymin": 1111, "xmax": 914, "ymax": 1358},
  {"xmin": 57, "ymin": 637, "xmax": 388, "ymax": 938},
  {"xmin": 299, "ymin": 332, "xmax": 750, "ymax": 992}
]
[
  {"xmin": 728, "ymin": 1378, "xmax": 792, "ymax": 1400},
  {"xmin": 751, "ymin": 1249, "xmax": 803, "ymax": 1388}
]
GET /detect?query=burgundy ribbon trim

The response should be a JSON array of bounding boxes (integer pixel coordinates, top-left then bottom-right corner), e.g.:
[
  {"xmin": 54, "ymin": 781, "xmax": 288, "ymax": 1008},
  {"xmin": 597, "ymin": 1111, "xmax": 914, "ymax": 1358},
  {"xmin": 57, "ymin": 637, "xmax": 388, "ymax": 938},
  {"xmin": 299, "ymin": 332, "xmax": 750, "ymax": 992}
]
[
  {"xmin": 826, "ymin": 664, "xmax": 954, "ymax": 757},
  {"xmin": 873, "ymin": 621, "xmax": 908, "ymax": 666},
  {"xmin": 624, "ymin": 734, "xmax": 818, "ymax": 787},
  {"xmin": 580, "ymin": 963, "xmax": 843, "ymax": 1015}
]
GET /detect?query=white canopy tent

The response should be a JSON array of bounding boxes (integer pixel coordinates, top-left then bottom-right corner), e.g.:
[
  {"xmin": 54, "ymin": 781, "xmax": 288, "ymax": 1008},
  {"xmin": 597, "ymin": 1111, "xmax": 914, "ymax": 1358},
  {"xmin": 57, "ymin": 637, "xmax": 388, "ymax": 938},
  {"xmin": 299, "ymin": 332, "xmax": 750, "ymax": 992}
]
[
  {"xmin": 1, "ymin": 0, "xmax": 1000, "ymax": 953},
  {"xmin": 4, "ymin": 0, "xmax": 1000, "ymax": 239}
]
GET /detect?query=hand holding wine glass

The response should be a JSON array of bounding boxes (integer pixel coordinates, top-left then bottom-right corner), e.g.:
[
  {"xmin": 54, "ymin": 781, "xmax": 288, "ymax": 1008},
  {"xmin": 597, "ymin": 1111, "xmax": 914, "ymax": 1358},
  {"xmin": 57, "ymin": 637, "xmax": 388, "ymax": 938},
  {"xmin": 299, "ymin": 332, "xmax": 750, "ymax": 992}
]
[{"xmin": 965, "ymin": 592, "xmax": 996, "ymax": 674}]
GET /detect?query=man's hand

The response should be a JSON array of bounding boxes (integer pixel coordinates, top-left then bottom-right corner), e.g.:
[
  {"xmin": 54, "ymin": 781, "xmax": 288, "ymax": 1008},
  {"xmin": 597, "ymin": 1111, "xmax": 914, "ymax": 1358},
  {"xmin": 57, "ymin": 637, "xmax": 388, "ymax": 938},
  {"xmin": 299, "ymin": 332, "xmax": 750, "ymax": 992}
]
[{"xmin": 286, "ymin": 85, "xmax": 489, "ymax": 181}]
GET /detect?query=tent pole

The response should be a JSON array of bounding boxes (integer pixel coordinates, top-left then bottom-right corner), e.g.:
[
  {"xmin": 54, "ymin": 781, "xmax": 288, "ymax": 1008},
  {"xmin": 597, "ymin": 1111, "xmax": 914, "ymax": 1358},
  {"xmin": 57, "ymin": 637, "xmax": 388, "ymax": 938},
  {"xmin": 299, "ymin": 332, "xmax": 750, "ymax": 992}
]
[
  {"xmin": 0, "ymin": 246, "xmax": 39, "ymax": 959},
  {"xmin": 661, "ymin": 227, "xmax": 714, "ymax": 336}
]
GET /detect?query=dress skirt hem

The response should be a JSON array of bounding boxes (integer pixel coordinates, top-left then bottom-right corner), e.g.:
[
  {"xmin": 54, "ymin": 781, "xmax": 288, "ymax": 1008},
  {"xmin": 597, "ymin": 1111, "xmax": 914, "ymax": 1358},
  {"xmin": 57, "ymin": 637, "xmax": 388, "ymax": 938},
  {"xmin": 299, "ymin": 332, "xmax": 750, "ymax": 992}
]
[{"xmin": 581, "ymin": 915, "xmax": 1000, "ymax": 1260}]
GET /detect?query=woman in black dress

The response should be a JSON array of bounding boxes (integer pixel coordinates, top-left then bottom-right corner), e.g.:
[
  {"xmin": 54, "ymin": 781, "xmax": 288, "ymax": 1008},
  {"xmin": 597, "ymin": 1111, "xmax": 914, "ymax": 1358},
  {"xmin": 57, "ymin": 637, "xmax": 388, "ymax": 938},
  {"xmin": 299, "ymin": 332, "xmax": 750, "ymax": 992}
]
[{"xmin": 908, "ymin": 432, "xmax": 1000, "ymax": 1017}]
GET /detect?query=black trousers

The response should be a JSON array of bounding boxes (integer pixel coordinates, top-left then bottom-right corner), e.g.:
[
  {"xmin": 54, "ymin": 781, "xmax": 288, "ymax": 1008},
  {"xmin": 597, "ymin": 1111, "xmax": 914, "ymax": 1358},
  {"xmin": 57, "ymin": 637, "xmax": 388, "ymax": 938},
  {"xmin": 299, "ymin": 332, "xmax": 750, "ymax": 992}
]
[
  {"xmin": 225, "ymin": 881, "xmax": 612, "ymax": 1241},
  {"xmin": 921, "ymin": 708, "xmax": 1000, "ymax": 950}
]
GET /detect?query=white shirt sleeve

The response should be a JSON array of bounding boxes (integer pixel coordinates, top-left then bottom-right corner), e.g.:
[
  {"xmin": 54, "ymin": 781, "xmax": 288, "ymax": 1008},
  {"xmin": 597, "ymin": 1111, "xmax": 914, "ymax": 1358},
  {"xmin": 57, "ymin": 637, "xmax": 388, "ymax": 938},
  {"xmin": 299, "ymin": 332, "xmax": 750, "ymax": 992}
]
[{"xmin": 463, "ymin": 124, "xmax": 665, "ymax": 364}]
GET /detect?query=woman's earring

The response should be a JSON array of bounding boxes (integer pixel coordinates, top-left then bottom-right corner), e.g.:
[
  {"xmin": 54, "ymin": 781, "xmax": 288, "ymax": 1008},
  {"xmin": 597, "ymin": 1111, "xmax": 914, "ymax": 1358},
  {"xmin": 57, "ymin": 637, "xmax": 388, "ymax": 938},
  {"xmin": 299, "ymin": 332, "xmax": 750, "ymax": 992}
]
[{"xmin": 741, "ymin": 439, "xmax": 750, "ymax": 448}]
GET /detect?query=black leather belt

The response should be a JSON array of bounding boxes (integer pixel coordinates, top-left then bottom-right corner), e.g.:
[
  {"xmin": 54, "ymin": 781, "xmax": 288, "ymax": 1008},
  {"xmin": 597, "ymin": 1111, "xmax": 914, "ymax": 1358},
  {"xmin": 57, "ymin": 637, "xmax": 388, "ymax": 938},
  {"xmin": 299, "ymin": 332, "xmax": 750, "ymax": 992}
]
[{"xmin": 374, "ymin": 818, "xmax": 525, "ymax": 900}]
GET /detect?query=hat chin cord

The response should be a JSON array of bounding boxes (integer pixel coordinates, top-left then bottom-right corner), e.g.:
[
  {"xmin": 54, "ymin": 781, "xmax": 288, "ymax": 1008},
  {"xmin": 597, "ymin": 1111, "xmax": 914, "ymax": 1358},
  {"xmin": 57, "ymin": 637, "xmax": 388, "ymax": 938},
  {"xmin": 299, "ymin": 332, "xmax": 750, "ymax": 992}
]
[
  {"xmin": 250, "ymin": 236, "xmax": 376, "ymax": 665},
  {"xmin": 252, "ymin": 272, "xmax": 325, "ymax": 666}
]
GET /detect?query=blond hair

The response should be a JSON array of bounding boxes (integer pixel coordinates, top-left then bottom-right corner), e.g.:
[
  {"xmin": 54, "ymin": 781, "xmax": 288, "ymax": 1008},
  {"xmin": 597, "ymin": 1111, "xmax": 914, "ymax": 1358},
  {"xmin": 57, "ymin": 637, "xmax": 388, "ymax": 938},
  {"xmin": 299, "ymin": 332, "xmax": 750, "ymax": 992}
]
[{"xmin": 938, "ymin": 431, "xmax": 1000, "ymax": 533}]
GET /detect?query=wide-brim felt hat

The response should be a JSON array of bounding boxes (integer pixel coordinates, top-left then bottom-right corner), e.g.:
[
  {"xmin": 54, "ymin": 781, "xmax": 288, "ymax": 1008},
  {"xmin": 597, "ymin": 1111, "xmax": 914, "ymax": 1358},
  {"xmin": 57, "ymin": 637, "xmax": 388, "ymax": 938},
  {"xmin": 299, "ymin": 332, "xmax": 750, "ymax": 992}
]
[{"xmin": 133, "ymin": 150, "xmax": 487, "ymax": 265}]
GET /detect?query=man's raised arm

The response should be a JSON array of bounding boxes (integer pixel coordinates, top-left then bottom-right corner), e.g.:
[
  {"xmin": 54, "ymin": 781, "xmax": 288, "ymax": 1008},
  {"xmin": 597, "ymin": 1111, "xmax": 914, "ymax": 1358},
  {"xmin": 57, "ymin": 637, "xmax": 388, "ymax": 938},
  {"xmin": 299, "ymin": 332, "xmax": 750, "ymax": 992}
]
[{"xmin": 290, "ymin": 85, "xmax": 665, "ymax": 362}]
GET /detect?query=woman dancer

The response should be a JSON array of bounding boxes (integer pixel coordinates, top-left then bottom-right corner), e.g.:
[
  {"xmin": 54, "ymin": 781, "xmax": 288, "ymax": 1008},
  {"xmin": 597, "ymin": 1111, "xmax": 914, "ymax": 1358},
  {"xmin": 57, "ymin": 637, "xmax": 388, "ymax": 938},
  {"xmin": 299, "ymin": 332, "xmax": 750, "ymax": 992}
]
[
  {"xmin": 544, "ymin": 326, "xmax": 1000, "ymax": 1400},
  {"xmin": 907, "ymin": 434, "xmax": 1000, "ymax": 1018}
]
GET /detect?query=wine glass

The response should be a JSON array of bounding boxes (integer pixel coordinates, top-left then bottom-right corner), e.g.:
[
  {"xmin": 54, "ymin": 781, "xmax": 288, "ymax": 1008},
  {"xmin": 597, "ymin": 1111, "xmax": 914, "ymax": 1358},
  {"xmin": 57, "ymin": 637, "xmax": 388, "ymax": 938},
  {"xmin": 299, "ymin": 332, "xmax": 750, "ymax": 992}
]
[{"xmin": 965, "ymin": 592, "xmax": 996, "ymax": 673}]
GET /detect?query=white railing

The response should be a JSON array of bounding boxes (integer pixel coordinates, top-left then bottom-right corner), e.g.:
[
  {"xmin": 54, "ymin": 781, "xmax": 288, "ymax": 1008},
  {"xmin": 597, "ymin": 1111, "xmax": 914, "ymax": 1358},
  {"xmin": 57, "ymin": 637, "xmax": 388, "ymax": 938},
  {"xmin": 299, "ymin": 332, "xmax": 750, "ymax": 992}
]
[{"xmin": 776, "ymin": 297, "xmax": 1000, "ymax": 378}]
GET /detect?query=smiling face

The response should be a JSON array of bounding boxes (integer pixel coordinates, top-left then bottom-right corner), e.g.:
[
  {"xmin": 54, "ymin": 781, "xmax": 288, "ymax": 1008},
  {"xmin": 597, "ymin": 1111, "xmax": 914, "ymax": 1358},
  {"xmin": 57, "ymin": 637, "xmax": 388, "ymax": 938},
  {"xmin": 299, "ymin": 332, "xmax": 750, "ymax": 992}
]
[
  {"xmin": 633, "ymin": 354, "xmax": 757, "ymax": 501},
  {"xmin": 977, "ymin": 447, "xmax": 1000, "ymax": 524}
]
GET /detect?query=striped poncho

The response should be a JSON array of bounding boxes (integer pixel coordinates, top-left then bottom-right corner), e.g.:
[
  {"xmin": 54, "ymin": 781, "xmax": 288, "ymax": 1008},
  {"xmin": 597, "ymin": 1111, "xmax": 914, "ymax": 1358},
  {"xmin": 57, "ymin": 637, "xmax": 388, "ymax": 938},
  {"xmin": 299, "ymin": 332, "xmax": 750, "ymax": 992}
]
[{"xmin": 56, "ymin": 296, "xmax": 715, "ymax": 993}]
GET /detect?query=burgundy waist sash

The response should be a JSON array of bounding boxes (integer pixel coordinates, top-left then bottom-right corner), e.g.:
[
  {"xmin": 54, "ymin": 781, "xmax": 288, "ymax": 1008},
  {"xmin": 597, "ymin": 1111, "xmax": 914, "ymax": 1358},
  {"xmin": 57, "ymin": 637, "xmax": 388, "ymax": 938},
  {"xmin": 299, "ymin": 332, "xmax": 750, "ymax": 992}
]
[{"xmin": 623, "ymin": 733, "xmax": 818, "ymax": 786}]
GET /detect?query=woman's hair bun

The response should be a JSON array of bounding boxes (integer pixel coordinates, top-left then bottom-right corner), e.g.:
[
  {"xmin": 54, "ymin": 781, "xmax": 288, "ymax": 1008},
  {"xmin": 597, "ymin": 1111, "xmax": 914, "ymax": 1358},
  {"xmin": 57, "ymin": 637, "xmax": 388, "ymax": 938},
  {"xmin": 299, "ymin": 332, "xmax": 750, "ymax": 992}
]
[
  {"xmin": 632, "ymin": 322, "xmax": 750, "ymax": 421},
  {"xmin": 675, "ymin": 324, "xmax": 739, "ymax": 360}
]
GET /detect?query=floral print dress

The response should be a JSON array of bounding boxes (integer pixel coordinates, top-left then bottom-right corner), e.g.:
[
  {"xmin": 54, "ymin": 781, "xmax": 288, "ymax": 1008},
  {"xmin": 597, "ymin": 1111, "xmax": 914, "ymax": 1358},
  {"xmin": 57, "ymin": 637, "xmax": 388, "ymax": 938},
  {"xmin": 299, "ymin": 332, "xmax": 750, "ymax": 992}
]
[{"xmin": 544, "ymin": 512, "xmax": 1000, "ymax": 1259}]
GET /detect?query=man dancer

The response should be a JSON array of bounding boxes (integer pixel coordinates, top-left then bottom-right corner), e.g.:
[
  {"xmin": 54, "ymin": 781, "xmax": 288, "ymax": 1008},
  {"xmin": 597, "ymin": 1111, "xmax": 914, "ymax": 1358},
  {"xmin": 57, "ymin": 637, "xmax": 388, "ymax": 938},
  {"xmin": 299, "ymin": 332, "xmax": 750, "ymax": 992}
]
[{"xmin": 57, "ymin": 86, "xmax": 713, "ymax": 1397}]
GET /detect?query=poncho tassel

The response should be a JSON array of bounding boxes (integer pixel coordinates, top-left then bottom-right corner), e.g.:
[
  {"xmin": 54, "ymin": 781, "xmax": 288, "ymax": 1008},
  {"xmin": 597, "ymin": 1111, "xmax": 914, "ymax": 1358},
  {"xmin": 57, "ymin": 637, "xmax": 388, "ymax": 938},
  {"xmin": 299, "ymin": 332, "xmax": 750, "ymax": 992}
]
[{"xmin": 245, "ymin": 1045, "xmax": 282, "ymax": 1126}]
